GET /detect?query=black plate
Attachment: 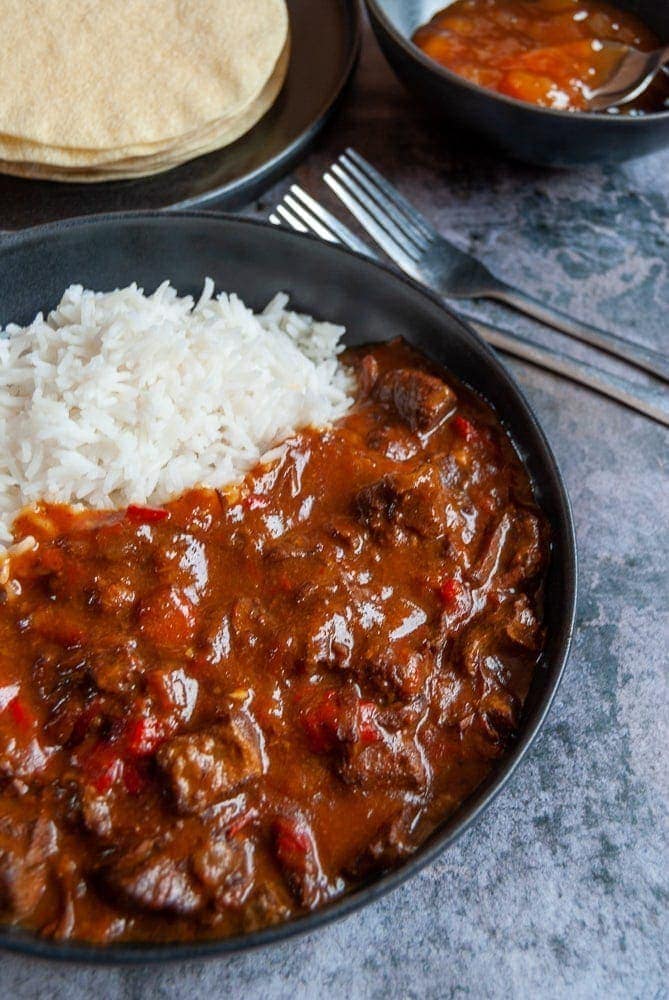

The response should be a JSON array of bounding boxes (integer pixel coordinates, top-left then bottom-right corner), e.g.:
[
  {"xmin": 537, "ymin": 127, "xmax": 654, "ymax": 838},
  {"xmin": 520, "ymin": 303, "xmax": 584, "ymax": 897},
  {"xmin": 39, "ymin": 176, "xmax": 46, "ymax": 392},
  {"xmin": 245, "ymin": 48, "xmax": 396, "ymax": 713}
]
[
  {"xmin": 0, "ymin": 213, "xmax": 577, "ymax": 963},
  {"xmin": 365, "ymin": 0, "xmax": 669, "ymax": 166},
  {"xmin": 0, "ymin": 0, "xmax": 361, "ymax": 230}
]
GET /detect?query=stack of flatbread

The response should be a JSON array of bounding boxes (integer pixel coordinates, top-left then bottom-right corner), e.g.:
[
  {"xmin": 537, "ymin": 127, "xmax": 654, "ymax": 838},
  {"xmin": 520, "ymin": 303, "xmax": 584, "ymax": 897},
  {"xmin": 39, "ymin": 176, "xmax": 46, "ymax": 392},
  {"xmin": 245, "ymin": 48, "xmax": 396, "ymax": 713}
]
[{"xmin": 0, "ymin": 0, "xmax": 289, "ymax": 182}]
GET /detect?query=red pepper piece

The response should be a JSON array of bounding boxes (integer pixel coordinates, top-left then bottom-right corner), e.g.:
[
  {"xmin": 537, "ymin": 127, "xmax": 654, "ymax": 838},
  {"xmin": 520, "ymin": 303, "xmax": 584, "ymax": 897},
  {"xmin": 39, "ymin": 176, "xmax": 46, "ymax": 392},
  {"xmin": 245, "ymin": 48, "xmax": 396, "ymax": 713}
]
[
  {"xmin": 126, "ymin": 504, "xmax": 170, "ymax": 525},
  {"xmin": 273, "ymin": 816, "xmax": 311, "ymax": 866},
  {"xmin": 124, "ymin": 715, "xmax": 165, "ymax": 757},
  {"xmin": 95, "ymin": 759, "xmax": 123, "ymax": 794},
  {"xmin": 6, "ymin": 696, "xmax": 36, "ymax": 731},
  {"xmin": 452, "ymin": 415, "xmax": 477, "ymax": 442},
  {"xmin": 82, "ymin": 742, "xmax": 124, "ymax": 794},
  {"xmin": 439, "ymin": 577, "xmax": 461, "ymax": 607},
  {"xmin": 301, "ymin": 690, "xmax": 340, "ymax": 753}
]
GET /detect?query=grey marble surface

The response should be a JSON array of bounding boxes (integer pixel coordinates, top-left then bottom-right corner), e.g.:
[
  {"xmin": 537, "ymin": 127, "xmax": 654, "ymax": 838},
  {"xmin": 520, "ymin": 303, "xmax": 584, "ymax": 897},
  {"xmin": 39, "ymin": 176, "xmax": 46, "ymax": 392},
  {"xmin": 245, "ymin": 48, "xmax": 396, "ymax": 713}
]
[{"xmin": 2, "ymin": 16, "xmax": 668, "ymax": 1000}]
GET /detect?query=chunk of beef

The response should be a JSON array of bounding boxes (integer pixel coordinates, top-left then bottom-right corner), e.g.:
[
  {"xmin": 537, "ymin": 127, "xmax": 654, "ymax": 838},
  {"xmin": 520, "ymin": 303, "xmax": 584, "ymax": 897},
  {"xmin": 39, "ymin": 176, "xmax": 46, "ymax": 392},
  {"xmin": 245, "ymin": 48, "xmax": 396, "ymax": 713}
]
[
  {"xmin": 382, "ymin": 466, "xmax": 447, "ymax": 538},
  {"xmin": 338, "ymin": 730, "xmax": 428, "ymax": 792},
  {"xmin": 230, "ymin": 596, "xmax": 265, "ymax": 635},
  {"xmin": 229, "ymin": 596, "xmax": 276, "ymax": 651},
  {"xmin": 243, "ymin": 885, "xmax": 291, "ymax": 931},
  {"xmin": 366, "ymin": 427, "xmax": 419, "ymax": 463},
  {"xmin": 80, "ymin": 787, "xmax": 113, "ymax": 840},
  {"xmin": 328, "ymin": 517, "xmax": 365, "ymax": 556},
  {"xmin": 375, "ymin": 700, "xmax": 428, "ymax": 733},
  {"xmin": 432, "ymin": 670, "xmax": 475, "ymax": 727},
  {"xmin": 460, "ymin": 622, "xmax": 502, "ymax": 680},
  {"xmin": 146, "ymin": 666, "xmax": 199, "ymax": 722},
  {"xmin": 362, "ymin": 649, "xmax": 430, "ymax": 700},
  {"xmin": 460, "ymin": 695, "xmax": 518, "ymax": 760},
  {"xmin": 87, "ymin": 643, "xmax": 143, "ymax": 695},
  {"xmin": 263, "ymin": 535, "xmax": 317, "ymax": 565},
  {"xmin": 503, "ymin": 595, "xmax": 543, "ymax": 651},
  {"xmin": 191, "ymin": 836, "xmax": 254, "ymax": 911},
  {"xmin": 272, "ymin": 814, "xmax": 330, "ymax": 909},
  {"xmin": 358, "ymin": 353, "xmax": 380, "ymax": 396},
  {"xmin": 26, "ymin": 813, "xmax": 58, "ymax": 865},
  {"xmin": 0, "ymin": 736, "xmax": 53, "ymax": 782},
  {"xmin": 356, "ymin": 464, "xmax": 447, "ymax": 541},
  {"xmin": 470, "ymin": 512, "xmax": 512, "ymax": 586},
  {"xmin": 503, "ymin": 512, "xmax": 547, "ymax": 588},
  {"xmin": 0, "ymin": 851, "xmax": 45, "ymax": 918},
  {"xmin": 96, "ymin": 579, "xmax": 137, "ymax": 613},
  {"xmin": 459, "ymin": 596, "xmax": 542, "ymax": 684},
  {"xmin": 103, "ymin": 843, "xmax": 203, "ymax": 916},
  {"xmin": 435, "ymin": 582, "xmax": 476, "ymax": 644},
  {"xmin": 138, "ymin": 586, "xmax": 197, "ymax": 650},
  {"xmin": 304, "ymin": 608, "xmax": 354, "ymax": 672},
  {"xmin": 156, "ymin": 712, "xmax": 264, "ymax": 815},
  {"xmin": 31, "ymin": 650, "xmax": 87, "ymax": 704},
  {"xmin": 350, "ymin": 807, "xmax": 415, "ymax": 877},
  {"xmin": 25, "ymin": 605, "xmax": 85, "ymax": 649},
  {"xmin": 0, "ymin": 813, "xmax": 57, "ymax": 917},
  {"xmin": 373, "ymin": 368, "xmax": 456, "ymax": 433},
  {"xmin": 301, "ymin": 685, "xmax": 380, "ymax": 753}
]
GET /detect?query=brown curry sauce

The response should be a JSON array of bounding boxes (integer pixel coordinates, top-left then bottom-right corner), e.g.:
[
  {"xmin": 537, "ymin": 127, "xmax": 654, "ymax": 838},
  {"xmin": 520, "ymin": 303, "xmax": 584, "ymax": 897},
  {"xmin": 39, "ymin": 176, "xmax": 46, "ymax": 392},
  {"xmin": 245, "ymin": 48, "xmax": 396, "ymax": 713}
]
[{"xmin": 0, "ymin": 340, "xmax": 549, "ymax": 944}]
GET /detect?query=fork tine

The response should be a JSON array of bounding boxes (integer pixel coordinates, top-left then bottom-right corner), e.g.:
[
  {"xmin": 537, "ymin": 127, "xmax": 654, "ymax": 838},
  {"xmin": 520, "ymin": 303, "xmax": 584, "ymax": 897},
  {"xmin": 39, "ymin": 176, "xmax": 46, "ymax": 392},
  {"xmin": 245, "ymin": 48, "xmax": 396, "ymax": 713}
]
[
  {"xmin": 328, "ymin": 163, "xmax": 423, "ymax": 262},
  {"xmin": 343, "ymin": 149, "xmax": 438, "ymax": 242},
  {"xmin": 337, "ymin": 152, "xmax": 432, "ymax": 251},
  {"xmin": 282, "ymin": 194, "xmax": 340, "ymax": 244},
  {"xmin": 273, "ymin": 205, "xmax": 309, "ymax": 234},
  {"xmin": 324, "ymin": 170, "xmax": 422, "ymax": 277},
  {"xmin": 272, "ymin": 189, "xmax": 382, "ymax": 260},
  {"xmin": 288, "ymin": 185, "xmax": 377, "ymax": 258}
]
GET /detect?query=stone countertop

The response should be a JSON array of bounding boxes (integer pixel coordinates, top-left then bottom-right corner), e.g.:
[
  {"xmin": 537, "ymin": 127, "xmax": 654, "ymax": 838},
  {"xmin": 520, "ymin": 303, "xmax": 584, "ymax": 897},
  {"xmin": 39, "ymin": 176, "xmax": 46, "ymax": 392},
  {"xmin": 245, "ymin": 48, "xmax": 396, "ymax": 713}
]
[{"xmin": 3, "ymin": 16, "xmax": 668, "ymax": 1000}]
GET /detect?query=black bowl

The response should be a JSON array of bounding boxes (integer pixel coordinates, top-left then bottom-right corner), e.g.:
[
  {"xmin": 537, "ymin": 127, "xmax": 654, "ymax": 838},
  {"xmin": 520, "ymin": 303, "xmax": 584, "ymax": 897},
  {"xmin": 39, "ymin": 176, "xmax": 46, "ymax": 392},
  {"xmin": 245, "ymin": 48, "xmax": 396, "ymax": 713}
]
[
  {"xmin": 0, "ymin": 213, "xmax": 576, "ymax": 963},
  {"xmin": 365, "ymin": 0, "xmax": 669, "ymax": 166}
]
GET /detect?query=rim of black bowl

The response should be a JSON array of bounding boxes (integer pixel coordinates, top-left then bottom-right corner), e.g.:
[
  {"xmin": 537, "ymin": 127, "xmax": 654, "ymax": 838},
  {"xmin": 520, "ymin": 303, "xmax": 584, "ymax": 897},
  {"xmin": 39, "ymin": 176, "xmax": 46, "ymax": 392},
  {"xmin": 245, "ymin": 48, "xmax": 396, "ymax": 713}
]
[
  {"xmin": 0, "ymin": 211, "xmax": 578, "ymax": 965},
  {"xmin": 364, "ymin": 0, "xmax": 669, "ymax": 123}
]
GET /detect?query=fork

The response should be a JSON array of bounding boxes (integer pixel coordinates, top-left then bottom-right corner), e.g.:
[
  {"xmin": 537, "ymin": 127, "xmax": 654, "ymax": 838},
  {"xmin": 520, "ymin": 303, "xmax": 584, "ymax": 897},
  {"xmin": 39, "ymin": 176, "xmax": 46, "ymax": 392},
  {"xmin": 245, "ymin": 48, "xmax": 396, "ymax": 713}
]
[
  {"xmin": 270, "ymin": 185, "xmax": 669, "ymax": 427},
  {"xmin": 322, "ymin": 149, "xmax": 669, "ymax": 384}
]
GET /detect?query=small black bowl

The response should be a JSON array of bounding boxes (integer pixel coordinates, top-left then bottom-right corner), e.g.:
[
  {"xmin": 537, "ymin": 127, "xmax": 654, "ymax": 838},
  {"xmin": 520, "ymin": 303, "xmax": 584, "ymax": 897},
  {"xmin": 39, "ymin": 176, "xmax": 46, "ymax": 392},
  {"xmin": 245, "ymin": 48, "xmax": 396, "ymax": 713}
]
[
  {"xmin": 365, "ymin": 0, "xmax": 669, "ymax": 166},
  {"xmin": 0, "ymin": 213, "xmax": 576, "ymax": 962}
]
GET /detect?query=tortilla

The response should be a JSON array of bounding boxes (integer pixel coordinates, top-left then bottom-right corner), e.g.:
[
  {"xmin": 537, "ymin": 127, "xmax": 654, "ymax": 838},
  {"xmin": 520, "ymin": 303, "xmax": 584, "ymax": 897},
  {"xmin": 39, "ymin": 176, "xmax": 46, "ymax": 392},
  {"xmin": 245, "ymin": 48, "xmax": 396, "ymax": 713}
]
[
  {"xmin": 0, "ymin": 0, "xmax": 288, "ymax": 151},
  {"xmin": 0, "ymin": 42, "xmax": 290, "ymax": 182}
]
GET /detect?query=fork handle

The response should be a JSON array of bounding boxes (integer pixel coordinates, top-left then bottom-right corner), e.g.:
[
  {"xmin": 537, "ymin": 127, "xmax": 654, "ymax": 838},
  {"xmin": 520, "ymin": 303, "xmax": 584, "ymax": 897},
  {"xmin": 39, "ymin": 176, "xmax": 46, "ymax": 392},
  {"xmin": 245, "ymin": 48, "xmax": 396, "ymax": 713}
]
[
  {"xmin": 489, "ymin": 282, "xmax": 669, "ymax": 383},
  {"xmin": 465, "ymin": 315, "xmax": 669, "ymax": 428}
]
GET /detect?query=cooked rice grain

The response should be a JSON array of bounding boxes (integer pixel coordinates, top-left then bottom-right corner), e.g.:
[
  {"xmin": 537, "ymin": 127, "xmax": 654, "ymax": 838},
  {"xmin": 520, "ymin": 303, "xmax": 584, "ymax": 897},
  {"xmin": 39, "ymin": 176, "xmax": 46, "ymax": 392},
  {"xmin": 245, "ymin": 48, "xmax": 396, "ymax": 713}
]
[{"xmin": 0, "ymin": 280, "xmax": 354, "ymax": 553}]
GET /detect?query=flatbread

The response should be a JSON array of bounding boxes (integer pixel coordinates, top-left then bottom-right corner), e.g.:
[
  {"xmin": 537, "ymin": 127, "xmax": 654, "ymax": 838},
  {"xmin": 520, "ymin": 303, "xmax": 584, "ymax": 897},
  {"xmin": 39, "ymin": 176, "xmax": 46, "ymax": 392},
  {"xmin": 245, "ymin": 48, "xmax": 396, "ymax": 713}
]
[
  {"xmin": 0, "ymin": 0, "xmax": 288, "ymax": 149},
  {"xmin": 0, "ymin": 42, "xmax": 290, "ymax": 182}
]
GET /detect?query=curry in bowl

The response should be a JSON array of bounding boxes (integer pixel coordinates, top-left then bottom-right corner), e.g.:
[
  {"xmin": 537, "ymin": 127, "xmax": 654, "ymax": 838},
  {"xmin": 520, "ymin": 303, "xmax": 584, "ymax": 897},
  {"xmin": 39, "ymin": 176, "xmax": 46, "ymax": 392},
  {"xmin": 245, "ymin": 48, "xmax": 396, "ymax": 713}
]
[
  {"xmin": 413, "ymin": 0, "xmax": 669, "ymax": 113},
  {"xmin": 0, "ymin": 288, "xmax": 549, "ymax": 944}
]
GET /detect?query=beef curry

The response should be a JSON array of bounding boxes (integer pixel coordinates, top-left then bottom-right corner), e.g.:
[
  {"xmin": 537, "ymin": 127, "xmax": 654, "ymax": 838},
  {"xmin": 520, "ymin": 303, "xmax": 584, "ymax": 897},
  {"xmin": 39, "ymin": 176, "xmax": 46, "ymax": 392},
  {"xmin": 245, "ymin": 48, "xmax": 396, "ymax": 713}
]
[{"xmin": 0, "ymin": 340, "xmax": 549, "ymax": 944}]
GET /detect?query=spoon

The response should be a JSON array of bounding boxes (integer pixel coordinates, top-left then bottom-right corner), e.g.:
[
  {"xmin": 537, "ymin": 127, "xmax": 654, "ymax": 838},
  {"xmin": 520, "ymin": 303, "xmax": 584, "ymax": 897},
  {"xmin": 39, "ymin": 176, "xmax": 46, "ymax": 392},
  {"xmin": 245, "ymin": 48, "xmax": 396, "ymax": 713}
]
[{"xmin": 586, "ymin": 40, "xmax": 669, "ymax": 112}]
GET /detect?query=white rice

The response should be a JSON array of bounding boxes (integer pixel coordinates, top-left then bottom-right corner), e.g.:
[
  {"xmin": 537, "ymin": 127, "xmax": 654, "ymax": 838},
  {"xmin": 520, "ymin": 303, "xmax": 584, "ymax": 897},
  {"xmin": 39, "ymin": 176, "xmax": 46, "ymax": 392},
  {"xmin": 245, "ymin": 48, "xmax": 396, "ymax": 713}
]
[{"xmin": 0, "ymin": 280, "xmax": 354, "ymax": 556}]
